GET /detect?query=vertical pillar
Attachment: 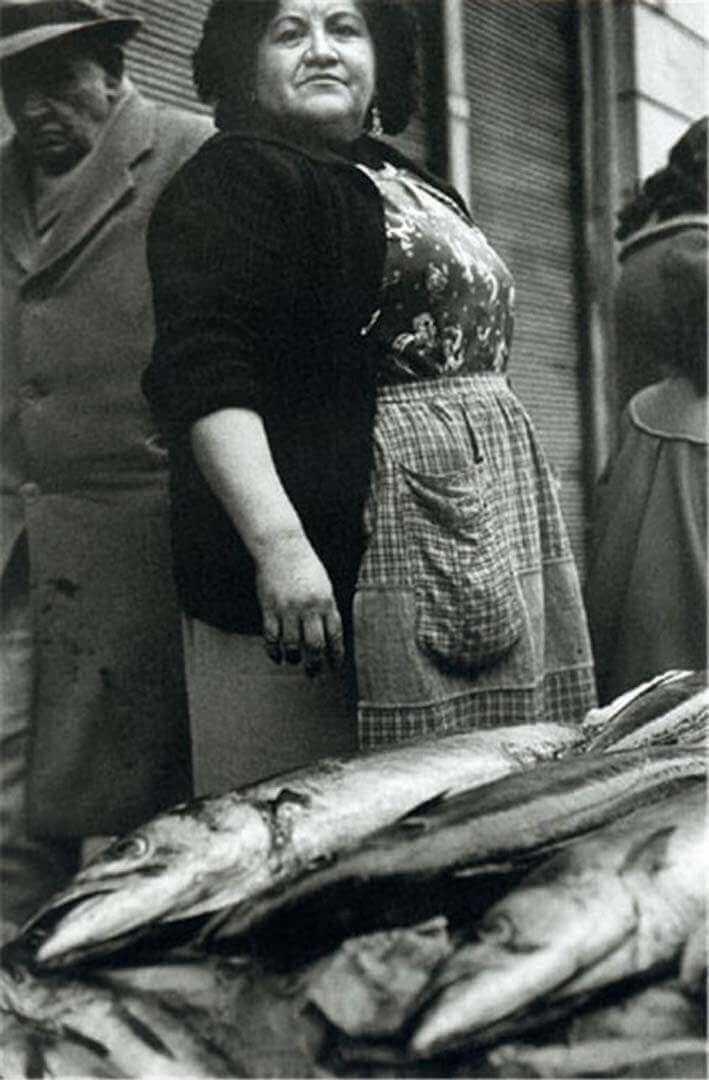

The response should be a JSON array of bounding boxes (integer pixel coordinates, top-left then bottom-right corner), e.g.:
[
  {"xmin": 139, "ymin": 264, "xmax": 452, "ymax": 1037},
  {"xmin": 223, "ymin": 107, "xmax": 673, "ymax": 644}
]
[
  {"xmin": 577, "ymin": 0, "xmax": 622, "ymax": 490},
  {"xmin": 442, "ymin": 0, "xmax": 472, "ymax": 209}
]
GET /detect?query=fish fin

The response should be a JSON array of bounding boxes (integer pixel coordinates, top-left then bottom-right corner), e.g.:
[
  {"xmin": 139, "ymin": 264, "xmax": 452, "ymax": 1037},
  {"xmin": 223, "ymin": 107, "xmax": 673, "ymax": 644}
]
[
  {"xmin": 620, "ymin": 825, "xmax": 675, "ymax": 876},
  {"xmin": 305, "ymin": 852, "xmax": 337, "ymax": 872},
  {"xmin": 196, "ymin": 904, "xmax": 234, "ymax": 942},
  {"xmin": 453, "ymin": 859, "xmax": 524, "ymax": 879},
  {"xmin": 271, "ymin": 787, "xmax": 312, "ymax": 811},
  {"xmin": 59, "ymin": 1026, "xmax": 111, "ymax": 1060},
  {"xmin": 394, "ymin": 790, "xmax": 453, "ymax": 827},
  {"xmin": 453, "ymin": 839, "xmax": 568, "ymax": 879},
  {"xmin": 114, "ymin": 1000, "xmax": 175, "ymax": 1059}
]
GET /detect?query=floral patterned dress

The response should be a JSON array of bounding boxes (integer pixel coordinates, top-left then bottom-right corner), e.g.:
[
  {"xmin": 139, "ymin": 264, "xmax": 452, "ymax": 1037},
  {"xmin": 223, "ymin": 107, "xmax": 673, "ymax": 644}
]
[
  {"xmin": 353, "ymin": 160, "xmax": 596, "ymax": 745},
  {"xmin": 358, "ymin": 161, "xmax": 514, "ymax": 383}
]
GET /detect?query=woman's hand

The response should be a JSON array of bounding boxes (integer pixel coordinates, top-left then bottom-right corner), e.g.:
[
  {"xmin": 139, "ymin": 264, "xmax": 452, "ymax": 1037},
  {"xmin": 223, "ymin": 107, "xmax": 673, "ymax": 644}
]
[{"xmin": 255, "ymin": 535, "xmax": 344, "ymax": 676}]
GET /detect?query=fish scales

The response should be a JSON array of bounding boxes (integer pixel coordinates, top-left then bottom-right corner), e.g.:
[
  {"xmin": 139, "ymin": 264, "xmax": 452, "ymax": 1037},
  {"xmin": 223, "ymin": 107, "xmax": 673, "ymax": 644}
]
[
  {"xmin": 0, "ymin": 1016, "xmax": 49, "ymax": 1080},
  {"xmin": 208, "ymin": 745, "xmax": 706, "ymax": 944},
  {"xmin": 409, "ymin": 781, "xmax": 707, "ymax": 1058},
  {"xmin": 0, "ymin": 964, "xmax": 241, "ymax": 1078},
  {"xmin": 25, "ymin": 722, "xmax": 581, "ymax": 968}
]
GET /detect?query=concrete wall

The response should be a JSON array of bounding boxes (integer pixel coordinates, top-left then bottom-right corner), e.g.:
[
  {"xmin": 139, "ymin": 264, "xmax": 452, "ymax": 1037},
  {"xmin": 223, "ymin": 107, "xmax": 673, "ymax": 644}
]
[{"xmin": 614, "ymin": 0, "xmax": 707, "ymax": 204}]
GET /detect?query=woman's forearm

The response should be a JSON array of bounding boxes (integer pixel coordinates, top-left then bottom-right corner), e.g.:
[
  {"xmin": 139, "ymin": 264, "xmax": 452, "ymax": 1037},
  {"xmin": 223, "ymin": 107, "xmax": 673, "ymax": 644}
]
[
  {"xmin": 190, "ymin": 407, "xmax": 344, "ymax": 672},
  {"xmin": 190, "ymin": 407, "xmax": 306, "ymax": 560}
]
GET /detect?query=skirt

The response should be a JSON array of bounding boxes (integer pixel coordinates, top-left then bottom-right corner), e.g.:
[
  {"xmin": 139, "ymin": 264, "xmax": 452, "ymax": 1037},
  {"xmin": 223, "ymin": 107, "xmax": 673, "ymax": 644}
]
[{"xmin": 182, "ymin": 620, "xmax": 357, "ymax": 795}]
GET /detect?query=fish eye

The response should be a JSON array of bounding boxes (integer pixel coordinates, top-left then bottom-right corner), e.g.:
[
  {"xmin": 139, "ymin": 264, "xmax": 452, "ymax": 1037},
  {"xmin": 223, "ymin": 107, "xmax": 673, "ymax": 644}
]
[
  {"xmin": 477, "ymin": 913, "xmax": 515, "ymax": 945},
  {"xmin": 104, "ymin": 835, "xmax": 149, "ymax": 861}
]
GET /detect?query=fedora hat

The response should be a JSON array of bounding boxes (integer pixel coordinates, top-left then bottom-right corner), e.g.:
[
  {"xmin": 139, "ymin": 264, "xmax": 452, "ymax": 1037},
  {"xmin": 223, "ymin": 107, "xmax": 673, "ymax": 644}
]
[{"xmin": 0, "ymin": 1, "xmax": 142, "ymax": 63}]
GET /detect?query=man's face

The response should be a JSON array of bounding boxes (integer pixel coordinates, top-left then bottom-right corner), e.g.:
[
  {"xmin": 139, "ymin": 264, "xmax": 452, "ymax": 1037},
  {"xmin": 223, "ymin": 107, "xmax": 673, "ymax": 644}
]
[{"xmin": 2, "ymin": 41, "xmax": 120, "ymax": 174}]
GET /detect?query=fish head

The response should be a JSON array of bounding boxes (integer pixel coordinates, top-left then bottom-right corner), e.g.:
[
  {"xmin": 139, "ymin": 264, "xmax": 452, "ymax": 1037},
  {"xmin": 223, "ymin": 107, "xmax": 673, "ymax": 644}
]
[
  {"xmin": 21, "ymin": 794, "xmax": 274, "ymax": 969},
  {"xmin": 410, "ymin": 873, "xmax": 636, "ymax": 1057}
]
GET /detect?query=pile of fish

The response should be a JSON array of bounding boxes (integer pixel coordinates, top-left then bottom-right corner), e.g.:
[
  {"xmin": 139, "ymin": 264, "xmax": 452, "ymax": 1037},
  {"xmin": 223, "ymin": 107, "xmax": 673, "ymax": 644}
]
[
  {"xmin": 1, "ymin": 669, "xmax": 706, "ymax": 1078},
  {"xmin": 19, "ymin": 719, "xmax": 585, "ymax": 969}
]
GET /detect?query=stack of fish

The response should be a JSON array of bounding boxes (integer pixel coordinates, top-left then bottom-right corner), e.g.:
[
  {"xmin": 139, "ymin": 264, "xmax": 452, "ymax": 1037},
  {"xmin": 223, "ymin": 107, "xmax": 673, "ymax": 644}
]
[{"xmin": 1, "ymin": 669, "xmax": 706, "ymax": 1078}]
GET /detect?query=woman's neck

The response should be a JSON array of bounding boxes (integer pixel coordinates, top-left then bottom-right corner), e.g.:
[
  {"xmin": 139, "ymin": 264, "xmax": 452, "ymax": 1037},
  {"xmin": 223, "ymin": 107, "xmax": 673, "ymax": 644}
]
[{"xmin": 219, "ymin": 103, "xmax": 362, "ymax": 157}]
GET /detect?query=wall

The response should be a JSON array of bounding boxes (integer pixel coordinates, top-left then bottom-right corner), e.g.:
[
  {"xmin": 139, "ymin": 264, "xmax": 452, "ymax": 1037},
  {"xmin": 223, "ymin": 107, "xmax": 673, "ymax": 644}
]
[
  {"xmin": 107, "ymin": 0, "xmax": 211, "ymax": 114},
  {"xmin": 614, "ymin": 0, "xmax": 707, "ymax": 203}
]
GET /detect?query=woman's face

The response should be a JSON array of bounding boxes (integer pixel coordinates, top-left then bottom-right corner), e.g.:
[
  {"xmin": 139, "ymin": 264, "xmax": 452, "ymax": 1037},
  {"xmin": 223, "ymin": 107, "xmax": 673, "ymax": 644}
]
[{"xmin": 254, "ymin": 0, "xmax": 376, "ymax": 149}]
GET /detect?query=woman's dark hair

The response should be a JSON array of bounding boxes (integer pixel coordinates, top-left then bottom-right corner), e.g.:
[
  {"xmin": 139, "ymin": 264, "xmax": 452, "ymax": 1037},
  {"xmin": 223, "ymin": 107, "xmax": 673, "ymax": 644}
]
[
  {"xmin": 616, "ymin": 116, "xmax": 707, "ymax": 241},
  {"xmin": 193, "ymin": 0, "xmax": 420, "ymax": 134}
]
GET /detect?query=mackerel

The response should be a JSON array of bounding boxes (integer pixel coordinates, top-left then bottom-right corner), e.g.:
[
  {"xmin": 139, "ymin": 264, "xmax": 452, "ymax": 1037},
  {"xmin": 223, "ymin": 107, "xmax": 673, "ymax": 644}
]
[
  {"xmin": 24, "ymin": 722, "xmax": 581, "ymax": 969},
  {"xmin": 582, "ymin": 670, "xmax": 707, "ymax": 750},
  {"xmin": 593, "ymin": 688, "xmax": 708, "ymax": 751},
  {"xmin": 488, "ymin": 1038, "xmax": 708, "ymax": 1079},
  {"xmin": 409, "ymin": 781, "xmax": 707, "ymax": 1057},
  {"xmin": 206, "ymin": 745, "xmax": 706, "ymax": 945}
]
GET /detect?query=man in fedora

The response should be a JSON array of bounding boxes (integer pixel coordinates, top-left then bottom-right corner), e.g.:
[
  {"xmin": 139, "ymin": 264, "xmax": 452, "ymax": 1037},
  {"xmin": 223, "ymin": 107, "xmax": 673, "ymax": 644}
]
[{"xmin": 0, "ymin": 0, "xmax": 213, "ymax": 927}]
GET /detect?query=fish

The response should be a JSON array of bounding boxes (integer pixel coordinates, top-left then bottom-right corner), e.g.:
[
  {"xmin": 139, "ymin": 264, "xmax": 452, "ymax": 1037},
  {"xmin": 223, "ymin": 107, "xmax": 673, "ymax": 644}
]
[
  {"xmin": 0, "ymin": 1013, "xmax": 123, "ymax": 1079},
  {"xmin": 204, "ymin": 744, "xmax": 706, "ymax": 948},
  {"xmin": 597, "ymin": 688, "xmax": 708, "ymax": 751},
  {"xmin": 22, "ymin": 722, "xmax": 582, "ymax": 969},
  {"xmin": 408, "ymin": 780, "xmax": 707, "ymax": 1058},
  {"xmin": 487, "ymin": 1037, "xmax": 708, "ymax": 1079},
  {"xmin": 0, "ymin": 962, "xmax": 241, "ymax": 1077},
  {"xmin": 0, "ymin": 1014, "xmax": 52, "ymax": 1080},
  {"xmin": 582, "ymin": 669, "xmax": 707, "ymax": 750}
]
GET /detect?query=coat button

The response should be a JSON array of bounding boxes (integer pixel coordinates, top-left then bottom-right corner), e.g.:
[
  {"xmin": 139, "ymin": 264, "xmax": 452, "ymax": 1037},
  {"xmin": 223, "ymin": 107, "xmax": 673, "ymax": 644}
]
[
  {"xmin": 19, "ymin": 380, "xmax": 45, "ymax": 404},
  {"xmin": 19, "ymin": 481, "xmax": 40, "ymax": 503}
]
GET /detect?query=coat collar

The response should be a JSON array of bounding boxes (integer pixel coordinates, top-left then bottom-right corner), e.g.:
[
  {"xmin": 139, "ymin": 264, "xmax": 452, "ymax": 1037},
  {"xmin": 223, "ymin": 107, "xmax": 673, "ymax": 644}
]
[
  {"xmin": 619, "ymin": 213, "xmax": 709, "ymax": 263},
  {"xmin": 2, "ymin": 84, "xmax": 156, "ymax": 281},
  {"xmin": 0, "ymin": 140, "xmax": 35, "ymax": 273},
  {"xmin": 630, "ymin": 376, "xmax": 707, "ymax": 445}
]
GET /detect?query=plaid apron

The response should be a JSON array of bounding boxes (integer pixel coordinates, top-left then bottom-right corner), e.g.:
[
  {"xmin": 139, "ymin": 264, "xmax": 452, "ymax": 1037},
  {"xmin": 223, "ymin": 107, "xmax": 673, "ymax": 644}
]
[{"xmin": 354, "ymin": 376, "xmax": 596, "ymax": 746}]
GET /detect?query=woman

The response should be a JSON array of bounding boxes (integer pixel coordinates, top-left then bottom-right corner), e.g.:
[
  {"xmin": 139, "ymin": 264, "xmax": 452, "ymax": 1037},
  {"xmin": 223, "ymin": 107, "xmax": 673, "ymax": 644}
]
[
  {"xmin": 586, "ymin": 117, "xmax": 707, "ymax": 704},
  {"xmin": 144, "ymin": 0, "xmax": 596, "ymax": 795}
]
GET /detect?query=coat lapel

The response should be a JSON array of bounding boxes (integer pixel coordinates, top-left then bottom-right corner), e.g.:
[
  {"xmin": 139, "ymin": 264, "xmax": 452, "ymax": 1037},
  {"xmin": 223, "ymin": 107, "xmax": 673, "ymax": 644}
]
[
  {"xmin": 28, "ymin": 87, "xmax": 156, "ymax": 280},
  {"xmin": 1, "ymin": 141, "xmax": 36, "ymax": 274}
]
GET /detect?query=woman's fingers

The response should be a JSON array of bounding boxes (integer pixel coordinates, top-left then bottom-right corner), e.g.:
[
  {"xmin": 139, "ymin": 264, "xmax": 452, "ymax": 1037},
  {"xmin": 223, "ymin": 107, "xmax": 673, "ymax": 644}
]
[
  {"xmin": 256, "ymin": 542, "xmax": 343, "ymax": 673},
  {"xmin": 262, "ymin": 607, "xmax": 343, "ymax": 674},
  {"xmin": 281, "ymin": 612, "xmax": 302, "ymax": 665},
  {"xmin": 262, "ymin": 610, "xmax": 282, "ymax": 664},
  {"xmin": 302, "ymin": 611, "xmax": 325, "ymax": 677}
]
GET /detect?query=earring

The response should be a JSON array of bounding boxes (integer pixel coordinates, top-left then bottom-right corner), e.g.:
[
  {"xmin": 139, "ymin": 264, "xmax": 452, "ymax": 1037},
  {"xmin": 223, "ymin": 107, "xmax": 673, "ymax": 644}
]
[{"xmin": 369, "ymin": 101, "xmax": 383, "ymax": 137}]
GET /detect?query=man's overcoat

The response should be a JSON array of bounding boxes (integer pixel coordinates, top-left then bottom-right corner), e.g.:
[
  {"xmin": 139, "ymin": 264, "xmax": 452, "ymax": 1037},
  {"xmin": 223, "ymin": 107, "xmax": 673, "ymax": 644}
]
[{"xmin": 1, "ymin": 88, "xmax": 213, "ymax": 835}]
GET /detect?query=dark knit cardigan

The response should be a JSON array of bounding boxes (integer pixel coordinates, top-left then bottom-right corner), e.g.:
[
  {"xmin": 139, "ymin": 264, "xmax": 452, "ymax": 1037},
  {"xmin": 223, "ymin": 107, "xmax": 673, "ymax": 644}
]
[{"xmin": 143, "ymin": 128, "xmax": 468, "ymax": 634}]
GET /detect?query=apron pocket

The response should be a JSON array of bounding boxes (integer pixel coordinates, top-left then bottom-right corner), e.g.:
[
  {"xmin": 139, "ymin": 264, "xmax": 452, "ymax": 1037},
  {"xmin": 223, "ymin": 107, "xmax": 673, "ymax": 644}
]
[{"xmin": 399, "ymin": 461, "xmax": 524, "ymax": 671}]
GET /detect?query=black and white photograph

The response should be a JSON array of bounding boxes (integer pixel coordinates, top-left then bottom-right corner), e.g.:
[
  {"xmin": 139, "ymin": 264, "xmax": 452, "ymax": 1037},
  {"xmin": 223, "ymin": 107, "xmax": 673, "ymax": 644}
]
[{"xmin": 0, "ymin": 0, "xmax": 706, "ymax": 1075}]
